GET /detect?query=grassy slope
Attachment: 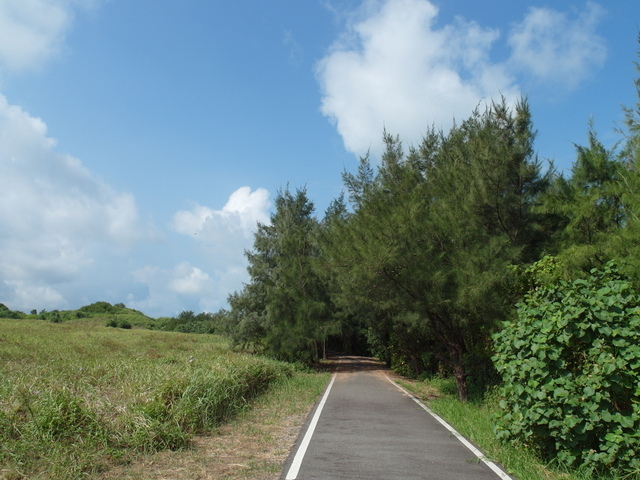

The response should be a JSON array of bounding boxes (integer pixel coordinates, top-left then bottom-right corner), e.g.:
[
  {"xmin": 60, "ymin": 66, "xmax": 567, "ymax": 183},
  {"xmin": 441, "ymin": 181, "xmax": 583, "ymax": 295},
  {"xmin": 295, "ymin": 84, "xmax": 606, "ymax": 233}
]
[
  {"xmin": 101, "ymin": 371, "xmax": 330, "ymax": 480},
  {"xmin": 0, "ymin": 318, "xmax": 325, "ymax": 480}
]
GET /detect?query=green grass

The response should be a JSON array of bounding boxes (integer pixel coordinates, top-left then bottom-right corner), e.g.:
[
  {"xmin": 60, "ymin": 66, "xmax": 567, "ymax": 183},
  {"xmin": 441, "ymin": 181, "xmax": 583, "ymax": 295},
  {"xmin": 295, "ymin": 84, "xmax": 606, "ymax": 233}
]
[
  {"xmin": 0, "ymin": 318, "xmax": 296, "ymax": 480},
  {"xmin": 400, "ymin": 377, "xmax": 636, "ymax": 480}
]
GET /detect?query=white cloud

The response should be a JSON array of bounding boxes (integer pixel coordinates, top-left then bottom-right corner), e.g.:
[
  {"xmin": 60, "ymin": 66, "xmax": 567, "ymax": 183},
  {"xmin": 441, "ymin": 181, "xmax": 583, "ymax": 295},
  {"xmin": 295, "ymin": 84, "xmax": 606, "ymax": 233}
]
[
  {"xmin": 317, "ymin": 0, "xmax": 517, "ymax": 157},
  {"xmin": 123, "ymin": 187, "xmax": 271, "ymax": 316},
  {"xmin": 172, "ymin": 186, "xmax": 271, "ymax": 293},
  {"xmin": 130, "ymin": 261, "xmax": 245, "ymax": 316},
  {"xmin": 173, "ymin": 186, "xmax": 270, "ymax": 244},
  {"xmin": 507, "ymin": 2, "xmax": 606, "ymax": 90},
  {"xmin": 170, "ymin": 263, "xmax": 213, "ymax": 296},
  {"xmin": 3, "ymin": 280, "xmax": 66, "ymax": 310},
  {"xmin": 0, "ymin": 93, "xmax": 157, "ymax": 310},
  {"xmin": 317, "ymin": 0, "xmax": 606, "ymax": 158},
  {"xmin": 0, "ymin": 0, "xmax": 99, "ymax": 73}
]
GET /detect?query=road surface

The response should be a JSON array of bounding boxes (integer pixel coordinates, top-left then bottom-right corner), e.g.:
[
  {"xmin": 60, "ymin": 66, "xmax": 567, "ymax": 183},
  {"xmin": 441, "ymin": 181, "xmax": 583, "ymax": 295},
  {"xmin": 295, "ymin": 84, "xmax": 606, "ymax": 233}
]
[{"xmin": 281, "ymin": 356, "xmax": 511, "ymax": 480}]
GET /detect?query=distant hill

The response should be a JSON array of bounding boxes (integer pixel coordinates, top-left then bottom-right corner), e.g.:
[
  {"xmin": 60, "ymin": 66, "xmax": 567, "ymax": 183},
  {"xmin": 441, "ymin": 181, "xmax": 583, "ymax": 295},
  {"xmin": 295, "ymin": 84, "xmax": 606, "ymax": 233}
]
[
  {"xmin": 0, "ymin": 301, "xmax": 156, "ymax": 328},
  {"xmin": 0, "ymin": 303, "xmax": 25, "ymax": 319},
  {"xmin": 0, "ymin": 301, "xmax": 228, "ymax": 334}
]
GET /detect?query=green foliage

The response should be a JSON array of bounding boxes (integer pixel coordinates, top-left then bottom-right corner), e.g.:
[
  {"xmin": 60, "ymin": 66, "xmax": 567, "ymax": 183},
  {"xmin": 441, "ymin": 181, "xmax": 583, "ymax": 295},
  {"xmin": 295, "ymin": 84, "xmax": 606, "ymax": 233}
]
[
  {"xmin": 539, "ymin": 124, "xmax": 628, "ymax": 274},
  {"xmin": 33, "ymin": 389, "xmax": 108, "ymax": 442},
  {"xmin": 79, "ymin": 301, "xmax": 122, "ymax": 314},
  {"xmin": 40, "ymin": 309, "xmax": 62, "ymax": 322},
  {"xmin": 0, "ymin": 319, "xmax": 295, "ymax": 479},
  {"xmin": 0, "ymin": 303, "xmax": 24, "ymax": 319},
  {"xmin": 140, "ymin": 359, "xmax": 294, "ymax": 434},
  {"xmin": 322, "ymin": 98, "xmax": 550, "ymax": 400},
  {"xmin": 157, "ymin": 309, "xmax": 228, "ymax": 334},
  {"xmin": 493, "ymin": 261, "xmax": 640, "ymax": 475},
  {"xmin": 105, "ymin": 317, "xmax": 132, "ymax": 329},
  {"xmin": 229, "ymin": 188, "xmax": 332, "ymax": 363}
]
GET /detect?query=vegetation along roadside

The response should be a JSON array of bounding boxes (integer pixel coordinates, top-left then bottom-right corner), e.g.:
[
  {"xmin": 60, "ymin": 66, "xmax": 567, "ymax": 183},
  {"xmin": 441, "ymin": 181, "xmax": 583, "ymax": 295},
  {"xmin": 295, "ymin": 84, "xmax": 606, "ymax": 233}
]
[
  {"xmin": 399, "ymin": 376, "xmax": 635, "ymax": 480},
  {"xmin": 3, "ymin": 34, "xmax": 640, "ymax": 480},
  {"xmin": 0, "ymin": 318, "xmax": 327, "ymax": 480}
]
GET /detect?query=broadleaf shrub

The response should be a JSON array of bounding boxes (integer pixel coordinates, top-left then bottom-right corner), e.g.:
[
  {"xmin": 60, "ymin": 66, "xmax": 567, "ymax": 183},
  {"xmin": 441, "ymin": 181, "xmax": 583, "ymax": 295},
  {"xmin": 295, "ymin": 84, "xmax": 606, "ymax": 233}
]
[{"xmin": 493, "ymin": 261, "xmax": 640, "ymax": 475}]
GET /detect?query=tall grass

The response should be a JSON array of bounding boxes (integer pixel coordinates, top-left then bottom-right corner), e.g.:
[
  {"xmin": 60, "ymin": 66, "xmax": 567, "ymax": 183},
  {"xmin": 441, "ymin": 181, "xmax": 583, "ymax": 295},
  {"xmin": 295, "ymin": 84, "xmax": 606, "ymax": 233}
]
[{"xmin": 0, "ymin": 318, "xmax": 294, "ymax": 480}]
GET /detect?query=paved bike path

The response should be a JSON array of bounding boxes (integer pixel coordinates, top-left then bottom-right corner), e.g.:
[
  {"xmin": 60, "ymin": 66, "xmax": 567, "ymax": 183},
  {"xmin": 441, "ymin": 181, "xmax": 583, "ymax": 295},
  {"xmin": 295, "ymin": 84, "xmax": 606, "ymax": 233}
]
[{"xmin": 281, "ymin": 357, "xmax": 511, "ymax": 480}]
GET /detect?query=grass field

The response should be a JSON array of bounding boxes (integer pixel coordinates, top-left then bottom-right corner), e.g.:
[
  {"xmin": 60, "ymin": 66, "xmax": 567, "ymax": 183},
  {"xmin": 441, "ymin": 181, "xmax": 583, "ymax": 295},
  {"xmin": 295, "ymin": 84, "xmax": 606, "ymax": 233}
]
[{"xmin": 0, "ymin": 318, "xmax": 324, "ymax": 480}]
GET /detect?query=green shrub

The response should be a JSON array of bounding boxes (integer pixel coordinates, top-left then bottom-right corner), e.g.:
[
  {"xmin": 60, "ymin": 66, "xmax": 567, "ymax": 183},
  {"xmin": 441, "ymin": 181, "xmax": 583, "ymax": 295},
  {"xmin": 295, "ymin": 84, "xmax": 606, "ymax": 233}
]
[
  {"xmin": 141, "ymin": 359, "xmax": 294, "ymax": 434},
  {"xmin": 122, "ymin": 416, "xmax": 190, "ymax": 453},
  {"xmin": 79, "ymin": 301, "xmax": 120, "ymax": 314},
  {"xmin": 105, "ymin": 318, "xmax": 132, "ymax": 329},
  {"xmin": 34, "ymin": 390, "xmax": 107, "ymax": 442},
  {"xmin": 0, "ymin": 303, "xmax": 24, "ymax": 319},
  {"xmin": 493, "ymin": 262, "xmax": 640, "ymax": 476},
  {"xmin": 429, "ymin": 376, "xmax": 458, "ymax": 396}
]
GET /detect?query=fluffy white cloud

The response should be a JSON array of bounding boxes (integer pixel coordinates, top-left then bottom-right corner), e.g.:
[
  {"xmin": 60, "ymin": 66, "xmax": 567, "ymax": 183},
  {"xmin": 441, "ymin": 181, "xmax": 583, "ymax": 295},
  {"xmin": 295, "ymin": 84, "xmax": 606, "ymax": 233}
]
[
  {"xmin": 172, "ymin": 186, "xmax": 271, "ymax": 294},
  {"xmin": 0, "ymin": 93, "xmax": 157, "ymax": 310},
  {"xmin": 125, "ymin": 187, "xmax": 271, "ymax": 316},
  {"xmin": 507, "ymin": 2, "xmax": 606, "ymax": 90},
  {"xmin": 0, "ymin": 0, "xmax": 99, "ymax": 73},
  {"xmin": 130, "ymin": 263, "xmax": 219, "ymax": 315},
  {"xmin": 317, "ymin": 0, "xmax": 606, "ymax": 158},
  {"xmin": 173, "ymin": 186, "xmax": 270, "ymax": 246},
  {"xmin": 4, "ymin": 280, "xmax": 66, "ymax": 310},
  {"xmin": 170, "ymin": 263, "xmax": 213, "ymax": 296},
  {"xmin": 130, "ymin": 261, "xmax": 250, "ymax": 316},
  {"xmin": 317, "ymin": 0, "xmax": 517, "ymax": 157}
]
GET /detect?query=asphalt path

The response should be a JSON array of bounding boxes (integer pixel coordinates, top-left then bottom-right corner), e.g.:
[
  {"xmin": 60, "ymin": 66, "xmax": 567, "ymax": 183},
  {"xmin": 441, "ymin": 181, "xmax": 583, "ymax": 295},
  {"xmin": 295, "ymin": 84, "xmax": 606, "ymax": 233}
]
[{"xmin": 281, "ymin": 356, "xmax": 512, "ymax": 480}]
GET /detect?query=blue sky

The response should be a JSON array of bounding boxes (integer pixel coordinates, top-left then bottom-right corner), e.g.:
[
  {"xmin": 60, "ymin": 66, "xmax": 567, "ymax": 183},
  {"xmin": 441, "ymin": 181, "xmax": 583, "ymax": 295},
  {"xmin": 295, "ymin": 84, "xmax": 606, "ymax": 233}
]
[{"xmin": 0, "ymin": 0, "xmax": 638, "ymax": 317}]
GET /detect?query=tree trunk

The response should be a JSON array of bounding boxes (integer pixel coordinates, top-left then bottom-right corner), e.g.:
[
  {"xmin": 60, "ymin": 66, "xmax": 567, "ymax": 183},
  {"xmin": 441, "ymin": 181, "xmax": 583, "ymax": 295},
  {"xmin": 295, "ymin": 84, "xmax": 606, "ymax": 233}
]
[
  {"xmin": 452, "ymin": 362, "xmax": 469, "ymax": 402},
  {"xmin": 429, "ymin": 313, "xmax": 469, "ymax": 402}
]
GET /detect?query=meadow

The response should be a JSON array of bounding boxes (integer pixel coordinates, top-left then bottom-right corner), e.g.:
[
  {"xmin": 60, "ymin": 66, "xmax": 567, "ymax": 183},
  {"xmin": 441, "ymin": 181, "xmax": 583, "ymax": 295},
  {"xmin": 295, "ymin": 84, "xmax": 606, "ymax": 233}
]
[{"xmin": 0, "ymin": 318, "xmax": 310, "ymax": 480}]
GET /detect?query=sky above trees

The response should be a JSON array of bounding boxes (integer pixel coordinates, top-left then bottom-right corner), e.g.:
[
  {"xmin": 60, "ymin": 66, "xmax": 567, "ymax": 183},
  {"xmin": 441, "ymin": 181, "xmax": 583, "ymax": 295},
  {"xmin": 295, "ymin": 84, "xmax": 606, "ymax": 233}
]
[{"xmin": 0, "ymin": 0, "xmax": 638, "ymax": 317}]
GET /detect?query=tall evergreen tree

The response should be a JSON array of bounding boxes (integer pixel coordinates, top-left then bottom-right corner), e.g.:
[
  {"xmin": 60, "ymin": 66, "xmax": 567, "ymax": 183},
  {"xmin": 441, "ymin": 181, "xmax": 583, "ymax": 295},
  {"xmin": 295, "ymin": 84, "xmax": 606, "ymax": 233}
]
[
  {"xmin": 229, "ymin": 188, "xmax": 330, "ymax": 362},
  {"xmin": 327, "ymin": 99, "xmax": 550, "ymax": 400}
]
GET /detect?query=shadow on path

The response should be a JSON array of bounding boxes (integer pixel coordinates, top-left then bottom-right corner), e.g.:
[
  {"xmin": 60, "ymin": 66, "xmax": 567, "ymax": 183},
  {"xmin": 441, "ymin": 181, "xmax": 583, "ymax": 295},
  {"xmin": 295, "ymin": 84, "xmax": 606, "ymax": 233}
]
[{"xmin": 320, "ymin": 354, "xmax": 388, "ymax": 373}]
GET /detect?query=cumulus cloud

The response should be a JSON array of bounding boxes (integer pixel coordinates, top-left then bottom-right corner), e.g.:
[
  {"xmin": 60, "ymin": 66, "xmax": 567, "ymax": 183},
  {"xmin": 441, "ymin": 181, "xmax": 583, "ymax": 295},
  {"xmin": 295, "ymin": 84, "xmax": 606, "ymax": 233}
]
[
  {"xmin": 0, "ymin": 93, "xmax": 156, "ymax": 310},
  {"xmin": 317, "ymin": 0, "xmax": 606, "ymax": 158},
  {"xmin": 170, "ymin": 263, "xmax": 213, "ymax": 296},
  {"xmin": 129, "ymin": 263, "xmax": 220, "ymax": 315},
  {"xmin": 172, "ymin": 186, "xmax": 271, "ymax": 294},
  {"xmin": 0, "ymin": 0, "xmax": 99, "ymax": 73},
  {"xmin": 130, "ymin": 261, "xmax": 251, "ymax": 317},
  {"xmin": 507, "ymin": 2, "xmax": 606, "ymax": 90},
  {"xmin": 4, "ymin": 280, "xmax": 66, "ymax": 310},
  {"xmin": 124, "ymin": 187, "xmax": 271, "ymax": 316},
  {"xmin": 0, "ymin": 0, "xmax": 262, "ymax": 317},
  {"xmin": 173, "ymin": 186, "xmax": 270, "ymax": 246}
]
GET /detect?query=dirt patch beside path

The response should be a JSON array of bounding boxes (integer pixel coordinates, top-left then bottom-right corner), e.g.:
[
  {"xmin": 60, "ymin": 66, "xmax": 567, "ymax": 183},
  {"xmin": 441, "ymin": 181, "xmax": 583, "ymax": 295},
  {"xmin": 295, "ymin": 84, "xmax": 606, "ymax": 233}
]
[{"xmin": 98, "ymin": 374, "xmax": 324, "ymax": 480}]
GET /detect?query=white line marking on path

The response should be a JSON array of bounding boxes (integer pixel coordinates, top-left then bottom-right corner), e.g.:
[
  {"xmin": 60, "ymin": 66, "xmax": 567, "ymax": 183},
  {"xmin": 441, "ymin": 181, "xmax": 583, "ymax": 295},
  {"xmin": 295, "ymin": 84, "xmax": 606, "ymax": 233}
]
[
  {"xmin": 285, "ymin": 373, "xmax": 337, "ymax": 480},
  {"xmin": 385, "ymin": 375, "xmax": 514, "ymax": 480}
]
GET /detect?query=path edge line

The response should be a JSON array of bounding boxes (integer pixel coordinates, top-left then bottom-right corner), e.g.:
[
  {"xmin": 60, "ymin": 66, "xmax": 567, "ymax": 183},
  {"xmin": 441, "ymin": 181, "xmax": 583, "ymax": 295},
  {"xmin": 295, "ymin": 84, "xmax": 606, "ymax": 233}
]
[
  {"xmin": 284, "ymin": 372, "xmax": 337, "ymax": 480},
  {"xmin": 385, "ymin": 374, "xmax": 514, "ymax": 480}
]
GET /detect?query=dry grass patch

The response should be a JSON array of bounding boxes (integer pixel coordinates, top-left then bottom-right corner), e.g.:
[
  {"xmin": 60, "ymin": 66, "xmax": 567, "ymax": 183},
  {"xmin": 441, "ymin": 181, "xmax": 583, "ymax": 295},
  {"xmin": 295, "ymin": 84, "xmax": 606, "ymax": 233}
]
[
  {"xmin": 0, "ymin": 318, "xmax": 328, "ymax": 480},
  {"xmin": 98, "ymin": 372, "xmax": 329, "ymax": 480}
]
